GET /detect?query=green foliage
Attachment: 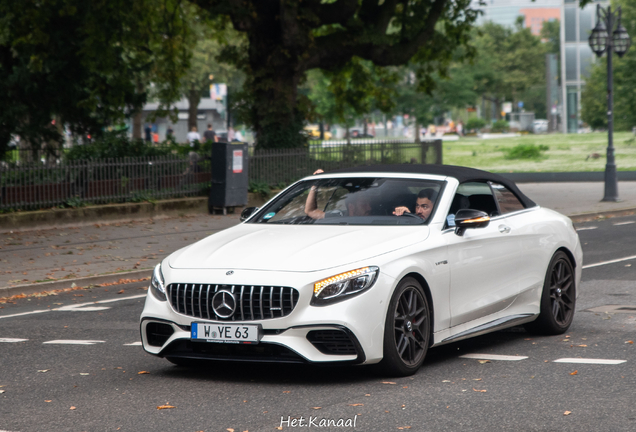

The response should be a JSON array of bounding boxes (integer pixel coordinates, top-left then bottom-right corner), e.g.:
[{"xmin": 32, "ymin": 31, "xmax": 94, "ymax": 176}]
[
  {"xmin": 503, "ymin": 144, "xmax": 549, "ymax": 160},
  {"xmin": 466, "ymin": 118, "xmax": 487, "ymax": 131},
  {"xmin": 64, "ymin": 131, "xmax": 172, "ymax": 160},
  {"xmin": 63, "ymin": 196, "xmax": 86, "ymax": 208},
  {"xmin": 581, "ymin": 0, "xmax": 636, "ymax": 132},
  {"xmin": 194, "ymin": 0, "xmax": 481, "ymax": 149},
  {"xmin": 248, "ymin": 181, "xmax": 271, "ymax": 198},
  {"xmin": 491, "ymin": 120, "xmax": 510, "ymax": 133},
  {"xmin": 0, "ymin": 0, "xmax": 192, "ymax": 155}
]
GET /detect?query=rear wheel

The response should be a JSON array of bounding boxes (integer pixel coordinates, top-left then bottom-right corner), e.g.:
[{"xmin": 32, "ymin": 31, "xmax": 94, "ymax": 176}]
[
  {"xmin": 525, "ymin": 251, "xmax": 576, "ymax": 335},
  {"xmin": 379, "ymin": 278, "xmax": 430, "ymax": 377}
]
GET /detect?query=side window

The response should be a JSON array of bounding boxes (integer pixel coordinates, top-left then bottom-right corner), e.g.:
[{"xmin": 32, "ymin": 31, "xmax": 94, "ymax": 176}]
[
  {"xmin": 489, "ymin": 182, "xmax": 525, "ymax": 214},
  {"xmin": 455, "ymin": 182, "xmax": 499, "ymax": 216}
]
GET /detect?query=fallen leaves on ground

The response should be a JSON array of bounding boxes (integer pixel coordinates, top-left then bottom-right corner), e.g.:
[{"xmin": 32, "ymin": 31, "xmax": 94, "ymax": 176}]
[
  {"xmin": 138, "ymin": 371, "xmax": 150, "ymax": 374},
  {"xmin": 348, "ymin": 403, "xmax": 364, "ymax": 406},
  {"xmin": 478, "ymin": 360, "xmax": 491, "ymax": 364},
  {"xmin": 37, "ymin": 369, "xmax": 50, "ymax": 373},
  {"xmin": 570, "ymin": 370, "xmax": 578, "ymax": 376},
  {"xmin": 157, "ymin": 404, "xmax": 175, "ymax": 410},
  {"xmin": 382, "ymin": 381, "xmax": 396, "ymax": 385},
  {"xmin": 70, "ymin": 406, "xmax": 76, "ymax": 410},
  {"xmin": 473, "ymin": 388, "xmax": 487, "ymax": 393},
  {"xmin": 564, "ymin": 411, "xmax": 572, "ymax": 416},
  {"xmin": 626, "ymin": 341, "xmax": 634, "ymax": 344},
  {"xmin": 312, "ymin": 407, "xmax": 321, "ymax": 410},
  {"xmin": 397, "ymin": 427, "xmax": 412, "ymax": 430}
]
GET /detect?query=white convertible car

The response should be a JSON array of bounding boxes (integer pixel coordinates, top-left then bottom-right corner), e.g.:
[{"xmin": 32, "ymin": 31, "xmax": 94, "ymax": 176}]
[{"xmin": 140, "ymin": 165, "xmax": 582, "ymax": 376}]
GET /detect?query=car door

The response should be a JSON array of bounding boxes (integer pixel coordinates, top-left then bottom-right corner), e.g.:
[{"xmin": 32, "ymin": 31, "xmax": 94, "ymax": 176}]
[{"xmin": 445, "ymin": 181, "xmax": 526, "ymax": 328}]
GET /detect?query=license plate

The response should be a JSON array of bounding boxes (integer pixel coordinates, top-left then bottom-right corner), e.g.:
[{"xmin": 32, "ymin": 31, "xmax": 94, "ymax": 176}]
[{"xmin": 191, "ymin": 322, "xmax": 260, "ymax": 344}]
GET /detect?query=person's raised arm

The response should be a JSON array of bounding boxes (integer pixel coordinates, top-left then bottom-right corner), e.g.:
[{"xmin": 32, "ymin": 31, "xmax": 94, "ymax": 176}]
[{"xmin": 304, "ymin": 169, "xmax": 325, "ymax": 219}]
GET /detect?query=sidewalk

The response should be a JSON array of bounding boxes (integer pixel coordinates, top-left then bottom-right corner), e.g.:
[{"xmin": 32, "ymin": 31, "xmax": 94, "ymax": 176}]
[{"xmin": 1, "ymin": 181, "xmax": 635, "ymax": 298}]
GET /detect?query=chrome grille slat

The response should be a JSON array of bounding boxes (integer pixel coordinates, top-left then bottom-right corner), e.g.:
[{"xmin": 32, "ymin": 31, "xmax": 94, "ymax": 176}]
[{"xmin": 167, "ymin": 283, "xmax": 299, "ymax": 321}]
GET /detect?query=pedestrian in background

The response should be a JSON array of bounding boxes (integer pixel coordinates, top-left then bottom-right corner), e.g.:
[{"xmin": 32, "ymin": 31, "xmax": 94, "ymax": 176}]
[
  {"xmin": 203, "ymin": 124, "xmax": 218, "ymax": 143},
  {"xmin": 144, "ymin": 124, "xmax": 152, "ymax": 142},
  {"xmin": 187, "ymin": 126, "xmax": 200, "ymax": 147}
]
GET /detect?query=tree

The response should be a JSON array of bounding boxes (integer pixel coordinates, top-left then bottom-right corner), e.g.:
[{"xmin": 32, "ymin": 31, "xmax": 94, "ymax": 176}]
[
  {"xmin": 191, "ymin": 0, "xmax": 480, "ymax": 149},
  {"xmin": 0, "ymin": 0, "xmax": 192, "ymax": 158},
  {"xmin": 176, "ymin": 10, "xmax": 246, "ymax": 132},
  {"xmin": 582, "ymin": 0, "xmax": 636, "ymax": 131}
]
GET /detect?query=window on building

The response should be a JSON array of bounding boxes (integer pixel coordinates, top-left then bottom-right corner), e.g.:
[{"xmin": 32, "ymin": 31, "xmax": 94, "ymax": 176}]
[
  {"xmin": 580, "ymin": 45, "xmax": 594, "ymax": 79},
  {"xmin": 565, "ymin": 7, "xmax": 577, "ymax": 42},
  {"xmin": 579, "ymin": 6, "xmax": 594, "ymax": 41},
  {"xmin": 566, "ymin": 46, "xmax": 578, "ymax": 81}
]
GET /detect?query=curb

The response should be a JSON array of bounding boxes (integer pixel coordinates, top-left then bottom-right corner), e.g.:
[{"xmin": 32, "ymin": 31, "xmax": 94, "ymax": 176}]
[
  {"xmin": 500, "ymin": 171, "xmax": 636, "ymax": 183},
  {"xmin": 0, "ymin": 269, "xmax": 153, "ymax": 299},
  {"xmin": 3, "ymin": 206, "xmax": 635, "ymax": 299},
  {"xmin": 0, "ymin": 197, "xmax": 209, "ymax": 234}
]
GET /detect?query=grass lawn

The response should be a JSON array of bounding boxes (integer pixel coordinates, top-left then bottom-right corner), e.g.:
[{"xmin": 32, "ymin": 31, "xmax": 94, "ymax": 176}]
[{"xmin": 443, "ymin": 131, "xmax": 636, "ymax": 173}]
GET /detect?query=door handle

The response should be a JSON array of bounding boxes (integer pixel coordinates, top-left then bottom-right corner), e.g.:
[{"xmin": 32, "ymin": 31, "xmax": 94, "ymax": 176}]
[{"xmin": 498, "ymin": 224, "xmax": 511, "ymax": 234}]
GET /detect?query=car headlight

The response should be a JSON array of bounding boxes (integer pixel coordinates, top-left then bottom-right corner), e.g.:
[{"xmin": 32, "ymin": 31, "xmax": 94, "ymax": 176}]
[
  {"xmin": 311, "ymin": 266, "xmax": 379, "ymax": 306},
  {"xmin": 150, "ymin": 264, "xmax": 167, "ymax": 301}
]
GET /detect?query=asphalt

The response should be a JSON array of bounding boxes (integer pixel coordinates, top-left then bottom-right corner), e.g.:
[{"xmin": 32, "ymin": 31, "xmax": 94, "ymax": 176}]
[{"xmin": 1, "ymin": 181, "xmax": 635, "ymax": 298}]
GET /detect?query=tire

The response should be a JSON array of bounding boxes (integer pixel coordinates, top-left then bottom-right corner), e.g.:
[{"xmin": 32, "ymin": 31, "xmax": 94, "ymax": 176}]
[
  {"xmin": 379, "ymin": 277, "xmax": 431, "ymax": 377},
  {"xmin": 525, "ymin": 251, "xmax": 576, "ymax": 335}
]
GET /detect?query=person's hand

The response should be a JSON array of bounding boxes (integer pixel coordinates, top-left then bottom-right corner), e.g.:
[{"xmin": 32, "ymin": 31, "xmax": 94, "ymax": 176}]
[
  {"xmin": 313, "ymin": 169, "xmax": 324, "ymax": 175},
  {"xmin": 393, "ymin": 206, "xmax": 411, "ymax": 216}
]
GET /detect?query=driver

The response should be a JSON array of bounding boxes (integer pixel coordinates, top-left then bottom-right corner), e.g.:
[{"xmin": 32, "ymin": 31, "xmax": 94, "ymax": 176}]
[{"xmin": 393, "ymin": 188, "xmax": 437, "ymax": 221}]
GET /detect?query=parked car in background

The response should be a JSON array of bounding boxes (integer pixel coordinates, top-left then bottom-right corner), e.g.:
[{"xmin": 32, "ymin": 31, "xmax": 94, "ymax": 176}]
[
  {"xmin": 304, "ymin": 125, "xmax": 332, "ymax": 140},
  {"xmin": 533, "ymin": 119, "xmax": 549, "ymax": 134},
  {"xmin": 140, "ymin": 164, "xmax": 582, "ymax": 377}
]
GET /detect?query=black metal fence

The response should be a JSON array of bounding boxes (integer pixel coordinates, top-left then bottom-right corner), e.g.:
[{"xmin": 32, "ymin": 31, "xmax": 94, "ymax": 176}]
[
  {"xmin": 249, "ymin": 139, "xmax": 442, "ymax": 186},
  {"xmin": 0, "ymin": 155, "xmax": 210, "ymax": 211},
  {"xmin": 1, "ymin": 140, "xmax": 441, "ymax": 211}
]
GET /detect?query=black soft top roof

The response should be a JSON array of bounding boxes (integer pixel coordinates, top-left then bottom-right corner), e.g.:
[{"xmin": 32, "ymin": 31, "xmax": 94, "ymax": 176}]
[{"xmin": 327, "ymin": 164, "xmax": 537, "ymax": 208}]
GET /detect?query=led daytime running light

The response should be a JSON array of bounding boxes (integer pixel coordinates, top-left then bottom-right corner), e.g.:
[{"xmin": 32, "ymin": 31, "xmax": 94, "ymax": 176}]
[{"xmin": 314, "ymin": 267, "xmax": 372, "ymax": 294}]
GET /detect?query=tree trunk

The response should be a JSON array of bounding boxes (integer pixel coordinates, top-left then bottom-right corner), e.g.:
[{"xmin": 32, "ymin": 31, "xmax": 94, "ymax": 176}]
[
  {"xmin": 188, "ymin": 87, "xmax": 201, "ymax": 133},
  {"xmin": 132, "ymin": 111, "xmax": 143, "ymax": 140},
  {"xmin": 414, "ymin": 117, "xmax": 420, "ymax": 143},
  {"xmin": 245, "ymin": 6, "xmax": 307, "ymax": 149}
]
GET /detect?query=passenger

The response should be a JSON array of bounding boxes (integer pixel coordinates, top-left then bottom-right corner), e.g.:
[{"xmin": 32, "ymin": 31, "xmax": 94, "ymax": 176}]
[
  {"xmin": 393, "ymin": 188, "xmax": 437, "ymax": 221},
  {"xmin": 304, "ymin": 169, "xmax": 372, "ymax": 219}
]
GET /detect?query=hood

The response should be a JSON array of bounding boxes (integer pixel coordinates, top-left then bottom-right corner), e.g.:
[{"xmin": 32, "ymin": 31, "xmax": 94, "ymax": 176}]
[{"xmin": 168, "ymin": 224, "xmax": 429, "ymax": 272}]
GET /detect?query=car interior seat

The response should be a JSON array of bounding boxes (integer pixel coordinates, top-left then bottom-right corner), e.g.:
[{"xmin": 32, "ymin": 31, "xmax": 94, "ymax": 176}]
[{"xmin": 468, "ymin": 194, "xmax": 499, "ymax": 216}]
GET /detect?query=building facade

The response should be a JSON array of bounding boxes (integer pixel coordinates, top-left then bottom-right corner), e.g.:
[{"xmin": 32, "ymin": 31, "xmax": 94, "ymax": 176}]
[{"xmin": 561, "ymin": 0, "xmax": 606, "ymax": 133}]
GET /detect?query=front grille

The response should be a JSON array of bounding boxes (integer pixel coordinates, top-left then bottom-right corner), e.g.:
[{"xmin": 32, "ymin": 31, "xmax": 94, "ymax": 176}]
[
  {"xmin": 306, "ymin": 330, "xmax": 358, "ymax": 355},
  {"xmin": 167, "ymin": 284, "xmax": 299, "ymax": 321}
]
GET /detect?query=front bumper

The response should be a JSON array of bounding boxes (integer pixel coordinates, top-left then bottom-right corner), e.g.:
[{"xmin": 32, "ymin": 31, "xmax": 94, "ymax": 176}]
[{"xmin": 139, "ymin": 267, "xmax": 395, "ymax": 365}]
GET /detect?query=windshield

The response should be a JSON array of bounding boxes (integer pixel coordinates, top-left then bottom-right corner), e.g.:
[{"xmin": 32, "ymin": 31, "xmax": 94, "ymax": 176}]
[{"xmin": 249, "ymin": 177, "xmax": 444, "ymax": 226}]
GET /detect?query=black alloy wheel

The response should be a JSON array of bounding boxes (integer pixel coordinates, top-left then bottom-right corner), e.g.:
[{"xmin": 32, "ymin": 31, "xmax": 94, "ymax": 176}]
[
  {"xmin": 380, "ymin": 278, "xmax": 430, "ymax": 376},
  {"xmin": 525, "ymin": 251, "xmax": 576, "ymax": 335}
]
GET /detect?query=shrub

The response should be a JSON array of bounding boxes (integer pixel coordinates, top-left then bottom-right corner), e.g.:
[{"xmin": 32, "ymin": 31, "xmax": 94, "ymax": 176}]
[
  {"xmin": 65, "ymin": 131, "xmax": 173, "ymax": 160},
  {"xmin": 503, "ymin": 144, "xmax": 549, "ymax": 160},
  {"xmin": 491, "ymin": 120, "xmax": 510, "ymax": 133},
  {"xmin": 466, "ymin": 118, "xmax": 487, "ymax": 131}
]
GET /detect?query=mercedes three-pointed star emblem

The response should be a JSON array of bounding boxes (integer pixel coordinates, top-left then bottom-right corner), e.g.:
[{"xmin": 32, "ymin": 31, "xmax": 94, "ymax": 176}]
[{"xmin": 212, "ymin": 290, "xmax": 236, "ymax": 318}]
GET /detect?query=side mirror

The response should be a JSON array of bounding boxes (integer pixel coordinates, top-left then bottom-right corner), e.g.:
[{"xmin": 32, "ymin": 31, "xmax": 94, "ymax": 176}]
[
  {"xmin": 240, "ymin": 207, "xmax": 259, "ymax": 222},
  {"xmin": 454, "ymin": 209, "xmax": 490, "ymax": 236}
]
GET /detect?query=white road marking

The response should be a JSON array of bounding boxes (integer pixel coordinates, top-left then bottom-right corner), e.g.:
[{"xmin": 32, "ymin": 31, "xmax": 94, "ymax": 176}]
[
  {"xmin": 575, "ymin": 226, "xmax": 598, "ymax": 231},
  {"xmin": 613, "ymin": 221, "xmax": 635, "ymax": 226},
  {"xmin": 0, "ymin": 338, "xmax": 28, "ymax": 343},
  {"xmin": 459, "ymin": 353, "xmax": 528, "ymax": 361},
  {"xmin": 0, "ymin": 294, "xmax": 147, "ymax": 319},
  {"xmin": 124, "ymin": 342, "xmax": 142, "ymax": 346},
  {"xmin": 54, "ymin": 294, "xmax": 146, "ymax": 312},
  {"xmin": 553, "ymin": 358, "xmax": 626, "ymax": 365},
  {"xmin": 0, "ymin": 310, "xmax": 51, "ymax": 320},
  {"xmin": 43, "ymin": 340, "xmax": 105, "ymax": 345},
  {"xmin": 582, "ymin": 254, "xmax": 636, "ymax": 269}
]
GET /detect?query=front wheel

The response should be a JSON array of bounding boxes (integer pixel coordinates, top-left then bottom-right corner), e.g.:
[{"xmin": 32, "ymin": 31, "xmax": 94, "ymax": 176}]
[
  {"xmin": 379, "ymin": 278, "xmax": 430, "ymax": 377},
  {"xmin": 525, "ymin": 251, "xmax": 576, "ymax": 335}
]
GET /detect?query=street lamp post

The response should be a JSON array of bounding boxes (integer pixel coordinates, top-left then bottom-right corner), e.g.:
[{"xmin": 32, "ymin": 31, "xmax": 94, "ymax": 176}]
[{"xmin": 588, "ymin": 4, "xmax": 631, "ymax": 202}]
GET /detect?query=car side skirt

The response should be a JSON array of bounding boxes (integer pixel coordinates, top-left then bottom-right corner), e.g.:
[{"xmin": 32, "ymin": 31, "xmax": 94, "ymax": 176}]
[{"xmin": 433, "ymin": 313, "xmax": 537, "ymax": 346}]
